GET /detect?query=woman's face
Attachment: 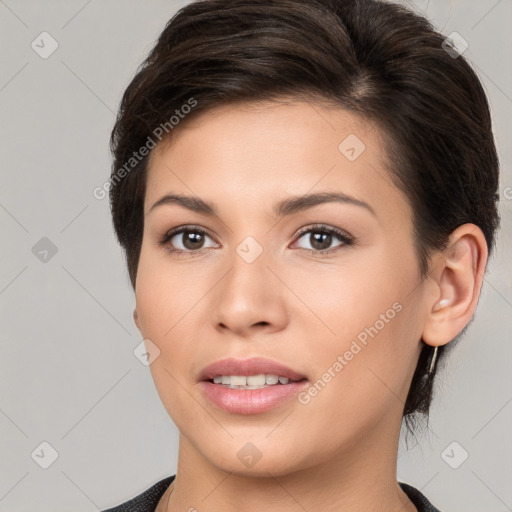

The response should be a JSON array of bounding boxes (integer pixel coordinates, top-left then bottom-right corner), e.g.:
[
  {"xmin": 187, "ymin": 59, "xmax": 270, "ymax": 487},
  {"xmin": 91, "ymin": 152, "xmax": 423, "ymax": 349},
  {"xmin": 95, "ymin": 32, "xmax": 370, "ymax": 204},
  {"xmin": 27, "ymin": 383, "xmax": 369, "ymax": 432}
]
[{"xmin": 134, "ymin": 100, "xmax": 428, "ymax": 476}]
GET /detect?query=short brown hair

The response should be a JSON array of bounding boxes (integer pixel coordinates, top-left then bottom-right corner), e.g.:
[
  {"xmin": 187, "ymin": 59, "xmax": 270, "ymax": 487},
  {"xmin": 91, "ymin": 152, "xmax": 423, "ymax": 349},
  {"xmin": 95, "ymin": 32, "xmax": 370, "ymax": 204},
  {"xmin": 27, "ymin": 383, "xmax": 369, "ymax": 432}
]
[{"xmin": 109, "ymin": 0, "xmax": 500, "ymax": 426}]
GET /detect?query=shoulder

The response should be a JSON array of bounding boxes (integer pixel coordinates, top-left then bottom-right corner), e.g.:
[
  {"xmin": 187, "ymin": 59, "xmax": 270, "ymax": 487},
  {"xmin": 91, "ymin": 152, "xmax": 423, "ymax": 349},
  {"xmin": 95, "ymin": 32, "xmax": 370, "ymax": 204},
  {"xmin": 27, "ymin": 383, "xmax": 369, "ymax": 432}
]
[
  {"xmin": 400, "ymin": 482, "xmax": 443, "ymax": 512},
  {"xmin": 101, "ymin": 474, "xmax": 176, "ymax": 512}
]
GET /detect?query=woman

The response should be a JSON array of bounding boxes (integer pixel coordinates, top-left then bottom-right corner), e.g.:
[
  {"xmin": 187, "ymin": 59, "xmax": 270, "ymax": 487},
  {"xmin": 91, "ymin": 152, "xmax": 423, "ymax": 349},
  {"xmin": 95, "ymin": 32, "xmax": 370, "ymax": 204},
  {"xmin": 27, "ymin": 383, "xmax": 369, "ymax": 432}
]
[{"xmin": 102, "ymin": 0, "xmax": 500, "ymax": 510}]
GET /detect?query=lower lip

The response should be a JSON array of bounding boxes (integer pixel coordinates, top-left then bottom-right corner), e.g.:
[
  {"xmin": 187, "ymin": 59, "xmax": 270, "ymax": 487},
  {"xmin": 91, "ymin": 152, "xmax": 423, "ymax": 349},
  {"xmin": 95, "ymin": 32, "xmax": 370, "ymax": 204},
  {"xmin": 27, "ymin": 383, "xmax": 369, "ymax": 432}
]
[{"xmin": 199, "ymin": 380, "xmax": 309, "ymax": 414}]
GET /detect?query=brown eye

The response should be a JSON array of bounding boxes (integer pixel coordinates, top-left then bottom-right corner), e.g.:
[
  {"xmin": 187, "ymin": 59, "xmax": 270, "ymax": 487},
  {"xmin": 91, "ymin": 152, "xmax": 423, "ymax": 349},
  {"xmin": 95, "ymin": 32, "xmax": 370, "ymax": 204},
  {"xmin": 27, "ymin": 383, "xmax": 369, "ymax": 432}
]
[
  {"xmin": 308, "ymin": 231, "xmax": 334, "ymax": 251},
  {"xmin": 293, "ymin": 224, "xmax": 353, "ymax": 254},
  {"xmin": 179, "ymin": 230, "xmax": 206, "ymax": 250},
  {"xmin": 159, "ymin": 226, "xmax": 217, "ymax": 254}
]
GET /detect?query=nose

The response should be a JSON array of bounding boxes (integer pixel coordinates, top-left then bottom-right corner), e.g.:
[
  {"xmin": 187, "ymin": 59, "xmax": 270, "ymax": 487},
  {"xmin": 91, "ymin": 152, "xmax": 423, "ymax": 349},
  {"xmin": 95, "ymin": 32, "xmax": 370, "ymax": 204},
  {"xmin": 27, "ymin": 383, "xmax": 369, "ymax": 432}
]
[{"xmin": 212, "ymin": 247, "xmax": 288, "ymax": 338}]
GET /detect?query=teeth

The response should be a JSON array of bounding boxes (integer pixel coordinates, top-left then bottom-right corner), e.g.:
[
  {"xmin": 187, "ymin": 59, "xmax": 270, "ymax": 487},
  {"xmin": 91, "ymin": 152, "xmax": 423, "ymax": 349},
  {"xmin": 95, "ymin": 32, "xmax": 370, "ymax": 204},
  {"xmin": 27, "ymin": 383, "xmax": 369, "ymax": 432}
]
[
  {"xmin": 265, "ymin": 374, "xmax": 279, "ymax": 385},
  {"xmin": 211, "ymin": 374, "xmax": 292, "ymax": 387},
  {"xmin": 247, "ymin": 374, "xmax": 266, "ymax": 386}
]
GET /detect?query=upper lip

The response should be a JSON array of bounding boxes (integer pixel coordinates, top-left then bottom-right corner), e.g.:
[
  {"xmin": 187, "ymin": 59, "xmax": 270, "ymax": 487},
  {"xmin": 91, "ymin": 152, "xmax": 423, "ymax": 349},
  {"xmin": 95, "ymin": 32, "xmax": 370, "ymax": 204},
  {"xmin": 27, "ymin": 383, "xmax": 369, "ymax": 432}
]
[{"xmin": 199, "ymin": 357, "xmax": 308, "ymax": 382}]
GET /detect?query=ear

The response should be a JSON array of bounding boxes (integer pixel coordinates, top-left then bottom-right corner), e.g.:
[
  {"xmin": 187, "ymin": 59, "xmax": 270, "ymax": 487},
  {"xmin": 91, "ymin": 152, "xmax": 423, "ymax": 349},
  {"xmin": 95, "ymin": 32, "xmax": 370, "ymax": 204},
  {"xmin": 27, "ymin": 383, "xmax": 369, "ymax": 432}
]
[
  {"xmin": 133, "ymin": 308, "xmax": 141, "ymax": 330},
  {"xmin": 422, "ymin": 223, "xmax": 489, "ymax": 347}
]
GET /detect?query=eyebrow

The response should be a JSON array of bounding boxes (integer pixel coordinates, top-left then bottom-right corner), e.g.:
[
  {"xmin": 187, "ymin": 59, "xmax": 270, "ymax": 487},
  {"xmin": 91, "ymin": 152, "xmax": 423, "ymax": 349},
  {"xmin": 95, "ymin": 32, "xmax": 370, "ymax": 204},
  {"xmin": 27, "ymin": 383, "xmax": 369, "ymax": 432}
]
[{"xmin": 147, "ymin": 191, "xmax": 376, "ymax": 218}]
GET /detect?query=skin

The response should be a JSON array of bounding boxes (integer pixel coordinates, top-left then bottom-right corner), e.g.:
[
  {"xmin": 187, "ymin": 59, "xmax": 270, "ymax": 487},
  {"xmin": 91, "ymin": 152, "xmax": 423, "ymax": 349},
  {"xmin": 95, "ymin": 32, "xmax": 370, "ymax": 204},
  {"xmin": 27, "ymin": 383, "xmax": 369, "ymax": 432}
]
[{"xmin": 131, "ymin": 99, "xmax": 487, "ymax": 512}]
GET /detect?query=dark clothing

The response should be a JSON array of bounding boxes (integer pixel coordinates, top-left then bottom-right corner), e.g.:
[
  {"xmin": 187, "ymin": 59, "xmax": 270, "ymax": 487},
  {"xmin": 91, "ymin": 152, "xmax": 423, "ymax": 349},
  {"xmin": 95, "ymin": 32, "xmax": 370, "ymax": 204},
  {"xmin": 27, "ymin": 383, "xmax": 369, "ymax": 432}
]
[{"xmin": 102, "ymin": 474, "xmax": 442, "ymax": 511}]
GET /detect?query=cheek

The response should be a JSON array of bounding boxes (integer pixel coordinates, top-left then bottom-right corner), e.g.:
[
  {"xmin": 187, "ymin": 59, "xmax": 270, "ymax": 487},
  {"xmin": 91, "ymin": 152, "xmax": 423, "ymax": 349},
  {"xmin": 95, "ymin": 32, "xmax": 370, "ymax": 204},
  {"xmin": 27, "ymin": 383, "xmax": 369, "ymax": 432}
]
[
  {"xmin": 297, "ymin": 246, "xmax": 422, "ymax": 405},
  {"xmin": 134, "ymin": 255, "xmax": 205, "ymax": 426},
  {"xmin": 134, "ymin": 245, "xmax": 215, "ymax": 367},
  {"xmin": 295, "ymin": 247, "xmax": 414, "ymax": 343},
  {"xmin": 135, "ymin": 244, "xmax": 200, "ymax": 334}
]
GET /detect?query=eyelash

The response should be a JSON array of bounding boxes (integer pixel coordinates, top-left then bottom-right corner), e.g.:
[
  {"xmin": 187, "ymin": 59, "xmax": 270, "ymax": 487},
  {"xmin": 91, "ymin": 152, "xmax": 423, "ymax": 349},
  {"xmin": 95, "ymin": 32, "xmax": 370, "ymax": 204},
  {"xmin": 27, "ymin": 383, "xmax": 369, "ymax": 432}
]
[{"xmin": 158, "ymin": 223, "xmax": 354, "ymax": 256}]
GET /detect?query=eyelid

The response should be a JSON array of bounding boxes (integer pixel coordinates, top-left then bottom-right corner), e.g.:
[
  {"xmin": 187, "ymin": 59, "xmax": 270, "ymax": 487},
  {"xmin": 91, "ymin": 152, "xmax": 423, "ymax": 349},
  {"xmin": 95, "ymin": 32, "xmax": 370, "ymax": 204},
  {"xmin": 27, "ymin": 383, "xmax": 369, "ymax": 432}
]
[{"xmin": 293, "ymin": 223, "xmax": 352, "ymax": 240}]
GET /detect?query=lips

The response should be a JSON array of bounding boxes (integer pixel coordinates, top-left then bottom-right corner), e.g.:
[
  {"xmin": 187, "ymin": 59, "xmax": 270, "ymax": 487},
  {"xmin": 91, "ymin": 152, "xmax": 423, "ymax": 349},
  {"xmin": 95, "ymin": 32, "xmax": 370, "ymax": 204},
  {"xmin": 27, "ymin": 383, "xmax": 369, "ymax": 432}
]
[{"xmin": 198, "ymin": 357, "xmax": 308, "ymax": 382}]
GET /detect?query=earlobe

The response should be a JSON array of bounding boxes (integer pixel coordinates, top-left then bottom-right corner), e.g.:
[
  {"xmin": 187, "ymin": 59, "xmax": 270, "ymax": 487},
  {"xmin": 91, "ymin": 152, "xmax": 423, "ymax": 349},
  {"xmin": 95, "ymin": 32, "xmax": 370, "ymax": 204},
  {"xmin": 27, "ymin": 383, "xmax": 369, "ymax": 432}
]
[
  {"xmin": 133, "ymin": 308, "xmax": 140, "ymax": 330},
  {"xmin": 422, "ymin": 224, "xmax": 488, "ymax": 347}
]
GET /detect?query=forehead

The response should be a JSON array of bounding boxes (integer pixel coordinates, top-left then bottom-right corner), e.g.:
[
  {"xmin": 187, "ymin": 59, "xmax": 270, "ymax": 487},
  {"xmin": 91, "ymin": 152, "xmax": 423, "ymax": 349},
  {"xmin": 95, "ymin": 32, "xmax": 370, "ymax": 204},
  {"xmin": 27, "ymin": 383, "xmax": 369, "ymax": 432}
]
[{"xmin": 144, "ymin": 100, "xmax": 408, "ymax": 221}]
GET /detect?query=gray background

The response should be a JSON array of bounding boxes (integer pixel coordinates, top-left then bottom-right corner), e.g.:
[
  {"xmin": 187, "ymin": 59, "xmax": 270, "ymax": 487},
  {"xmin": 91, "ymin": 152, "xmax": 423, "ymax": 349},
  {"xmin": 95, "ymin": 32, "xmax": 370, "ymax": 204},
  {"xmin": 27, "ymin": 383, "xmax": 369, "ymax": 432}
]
[{"xmin": 0, "ymin": 0, "xmax": 510, "ymax": 511}]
